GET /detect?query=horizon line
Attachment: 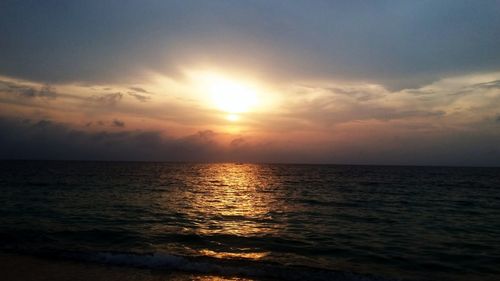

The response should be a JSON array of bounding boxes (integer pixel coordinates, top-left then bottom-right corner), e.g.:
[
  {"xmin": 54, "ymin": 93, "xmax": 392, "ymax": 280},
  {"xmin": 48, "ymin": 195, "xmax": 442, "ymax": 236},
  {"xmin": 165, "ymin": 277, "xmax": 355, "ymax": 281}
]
[{"xmin": 1, "ymin": 158, "xmax": 499, "ymax": 169}]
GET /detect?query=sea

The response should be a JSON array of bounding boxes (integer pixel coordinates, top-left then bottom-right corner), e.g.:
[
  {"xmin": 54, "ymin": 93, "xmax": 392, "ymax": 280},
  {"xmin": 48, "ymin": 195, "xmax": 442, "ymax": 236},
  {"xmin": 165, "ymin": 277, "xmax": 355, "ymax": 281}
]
[{"xmin": 0, "ymin": 161, "xmax": 499, "ymax": 281}]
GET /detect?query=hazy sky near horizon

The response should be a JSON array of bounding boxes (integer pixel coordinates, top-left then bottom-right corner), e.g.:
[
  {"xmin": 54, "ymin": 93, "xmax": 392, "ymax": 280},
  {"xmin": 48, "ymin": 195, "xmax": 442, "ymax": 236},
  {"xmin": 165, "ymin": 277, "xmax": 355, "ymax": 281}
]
[{"xmin": 1, "ymin": 0, "xmax": 500, "ymax": 165}]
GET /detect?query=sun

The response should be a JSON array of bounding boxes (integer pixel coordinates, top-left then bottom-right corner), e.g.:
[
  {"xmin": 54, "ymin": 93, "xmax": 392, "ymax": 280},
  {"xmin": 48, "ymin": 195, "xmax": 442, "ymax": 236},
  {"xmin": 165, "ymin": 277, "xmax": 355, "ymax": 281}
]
[
  {"xmin": 197, "ymin": 73, "xmax": 259, "ymax": 120},
  {"xmin": 226, "ymin": 114, "xmax": 240, "ymax": 121},
  {"xmin": 207, "ymin": 75, "xmax": 258, "ymax": 113}
]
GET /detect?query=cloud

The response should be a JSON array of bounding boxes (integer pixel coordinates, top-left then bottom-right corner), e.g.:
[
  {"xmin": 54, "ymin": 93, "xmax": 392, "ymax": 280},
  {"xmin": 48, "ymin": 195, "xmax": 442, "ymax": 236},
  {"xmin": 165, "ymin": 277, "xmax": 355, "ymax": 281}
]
[
  {"xmin": 112, "ymin": 119, "xmax": 125, "ymax": 127},
  {"xmin": 275, "ymin": 84, "xmax": 444, "ymax": 129},
  {"xmin": 0, "ymin": 117, "xmax": 222, "ymax": 161},
  {"xmin": 0, "ymin": 117, "xmax": 292, "ymax": 162},
  {"xmin": 473, "ymin": 80, "xmax": 500, "ymax": 90},
  {"xmin": 0, "ymin": 116, "xmax": 499, "ymax": 166},
  {"xmin": 269, "ymin": 73, "xmax": 500, "ymax": 133},
  {"xmin": 0, "ymin": 80, "xmax": 57, "ymax": 99},
  {"xmin": 128, "ymin": 87, "xmax": 152, "ymax": 102},
  {"xmin": 0, "ymin": 68, "xmax": 499, "ymax": 166},
  {"xmin": 129, "ymin": 87, "xmax": 150, "ymax": 94},
  {"xmin": 230, "ymin": 137, "xmax": 246, "ymax": 148},
  {"xmin": 128, "ymin": 92, "xmax": 150, "ymax": 102},
  {"xmin": 89, "ymin": 92, "xmax": 123, "ymax": 106}
]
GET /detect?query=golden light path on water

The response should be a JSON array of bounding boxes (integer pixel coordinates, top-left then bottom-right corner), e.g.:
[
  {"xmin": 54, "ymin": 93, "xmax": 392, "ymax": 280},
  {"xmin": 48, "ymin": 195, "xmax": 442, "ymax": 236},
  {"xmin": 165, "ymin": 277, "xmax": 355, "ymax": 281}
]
[
  {"xmin": 187, "ymin": 164, "xmax": 282, "ymax": 260},
  {"xmin": 152, "ymin": 163, "xmax": 288, "ymax": 262}
]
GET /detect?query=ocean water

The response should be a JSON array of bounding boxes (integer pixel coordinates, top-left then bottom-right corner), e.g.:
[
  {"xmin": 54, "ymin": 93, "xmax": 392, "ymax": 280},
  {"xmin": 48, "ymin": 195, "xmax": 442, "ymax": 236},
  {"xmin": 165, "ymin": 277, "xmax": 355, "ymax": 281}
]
[{"xmin": 0, "ymin": 161, "xmax": 499, "ymax": 281}]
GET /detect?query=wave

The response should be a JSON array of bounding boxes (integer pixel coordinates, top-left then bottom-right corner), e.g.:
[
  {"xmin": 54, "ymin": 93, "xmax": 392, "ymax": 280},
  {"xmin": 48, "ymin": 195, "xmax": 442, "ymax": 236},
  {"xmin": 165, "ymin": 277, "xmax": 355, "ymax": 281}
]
[{"xmin": 27, "ymin": 250, "xmax": 393, "ymax": 281}]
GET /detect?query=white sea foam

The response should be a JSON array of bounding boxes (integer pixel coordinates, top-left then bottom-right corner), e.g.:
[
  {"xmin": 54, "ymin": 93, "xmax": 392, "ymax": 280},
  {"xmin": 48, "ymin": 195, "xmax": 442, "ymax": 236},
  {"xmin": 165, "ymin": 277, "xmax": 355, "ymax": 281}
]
[{"xmin": 71, "ymin": 251, "xmax": 393, "ymax": 281}]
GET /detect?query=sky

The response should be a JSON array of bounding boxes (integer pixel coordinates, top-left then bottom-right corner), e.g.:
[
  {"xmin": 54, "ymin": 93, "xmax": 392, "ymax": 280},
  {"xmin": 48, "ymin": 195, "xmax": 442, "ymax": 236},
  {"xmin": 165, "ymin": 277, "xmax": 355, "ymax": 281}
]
[{"xmin": 1, "ymin": 0, "xmax": 499, "ymax": 166}]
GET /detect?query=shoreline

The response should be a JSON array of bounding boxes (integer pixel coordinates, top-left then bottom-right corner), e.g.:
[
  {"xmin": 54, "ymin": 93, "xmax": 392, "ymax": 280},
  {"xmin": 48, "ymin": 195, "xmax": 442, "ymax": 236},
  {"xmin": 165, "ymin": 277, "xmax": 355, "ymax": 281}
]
[{"xmin": 0, "ymin": 253, "xmax": 259, "ymax": 281}]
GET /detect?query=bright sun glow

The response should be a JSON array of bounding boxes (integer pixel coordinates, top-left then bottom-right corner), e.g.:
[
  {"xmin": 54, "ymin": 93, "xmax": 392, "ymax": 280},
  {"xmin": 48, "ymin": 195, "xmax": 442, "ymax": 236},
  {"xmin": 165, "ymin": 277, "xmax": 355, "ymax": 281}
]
[
  {"xmin": 199, "ymin": 73, "xmax": 259, "ymax": 116},
  {"xmin": 208, "ymin": 77, "xmax": 257, "ymax": 113},
  {"xmin": 226, "ymin": 114, "xmax": 240, "ymax": 121}
]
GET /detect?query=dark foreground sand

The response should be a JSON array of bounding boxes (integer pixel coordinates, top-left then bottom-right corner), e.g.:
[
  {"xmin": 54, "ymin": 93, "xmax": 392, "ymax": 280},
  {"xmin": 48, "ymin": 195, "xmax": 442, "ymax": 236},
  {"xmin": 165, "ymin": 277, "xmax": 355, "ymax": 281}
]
[{"xmin": 0, "ymin": 254, "xmax": 256, "ymax": 281}]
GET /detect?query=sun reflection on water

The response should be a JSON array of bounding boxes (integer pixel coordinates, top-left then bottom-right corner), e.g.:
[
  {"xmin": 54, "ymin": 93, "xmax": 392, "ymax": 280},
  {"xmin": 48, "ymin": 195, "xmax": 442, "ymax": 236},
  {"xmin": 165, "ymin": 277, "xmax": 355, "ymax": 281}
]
[
  {"xmin": 194, "ymin": 165, "xmax": 278, "ymax": 226},
  {"xmin": 183, "ymin": 163, "xmax": 284, "ymax": 260}
]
